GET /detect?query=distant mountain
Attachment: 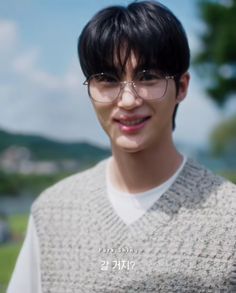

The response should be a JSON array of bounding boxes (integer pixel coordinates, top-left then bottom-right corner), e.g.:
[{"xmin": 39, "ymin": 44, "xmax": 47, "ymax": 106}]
[{"xmin": 0, "ymin": 129, "xmax": 111, "ymax": 166}]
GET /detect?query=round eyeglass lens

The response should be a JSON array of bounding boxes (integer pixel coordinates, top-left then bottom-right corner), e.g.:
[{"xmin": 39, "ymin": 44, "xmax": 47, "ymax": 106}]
[
  {"xmin": 135, "ymin": 77, "xmax": 168, "ymax": 100},
  {"xmin": 88, "ymin": 73, "xmax": 120, "ymax": 103}
]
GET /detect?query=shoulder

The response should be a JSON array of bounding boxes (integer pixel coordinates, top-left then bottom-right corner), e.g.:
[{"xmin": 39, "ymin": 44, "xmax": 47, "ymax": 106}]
[
  {"xmin": 184, "ymin": 157, "xmax": 236, "ymax": 207},
  {"xmin": 186, "ymin": 157, "xmax": 235, "ymax": 187},
  {"xmin": 31, "ymin": 157, "xmax": 109, "ymax": 213}
]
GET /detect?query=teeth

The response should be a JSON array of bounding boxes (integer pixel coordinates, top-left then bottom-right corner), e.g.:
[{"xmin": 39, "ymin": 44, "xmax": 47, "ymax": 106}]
[{"xmin": 119, "ymin": 118, "xmax": 146, "ymax": 126}]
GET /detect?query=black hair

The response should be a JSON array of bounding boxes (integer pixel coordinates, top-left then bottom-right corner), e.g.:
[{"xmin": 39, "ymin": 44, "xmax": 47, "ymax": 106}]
[{"xmin": 78, "ymin": 0, "xmax": 190, "ymax": 130}]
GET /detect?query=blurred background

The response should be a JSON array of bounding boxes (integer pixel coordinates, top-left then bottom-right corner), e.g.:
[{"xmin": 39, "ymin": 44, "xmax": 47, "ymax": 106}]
[{"xmin": 0, "ymin": 0, "xmax": 235, "ymax": 291}]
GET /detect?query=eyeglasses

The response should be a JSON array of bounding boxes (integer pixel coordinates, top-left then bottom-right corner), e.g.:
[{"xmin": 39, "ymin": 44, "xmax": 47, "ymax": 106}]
[{"xmin": 83, "ymin": 70, "xmax": 175, "ymax": 103}]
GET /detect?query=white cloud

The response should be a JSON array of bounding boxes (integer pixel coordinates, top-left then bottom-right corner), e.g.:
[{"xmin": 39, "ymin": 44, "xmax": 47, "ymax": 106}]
[
  {"xmin": 0, "ymin": 20, "xmax": 18, "ymax": 52},
  {"xmin": 12, "ymin": 49, "xmax": 39, "ymax": 74},
  {"xmin": 0, "ymin": 19, "xmax": 108, "ymax": 146}
]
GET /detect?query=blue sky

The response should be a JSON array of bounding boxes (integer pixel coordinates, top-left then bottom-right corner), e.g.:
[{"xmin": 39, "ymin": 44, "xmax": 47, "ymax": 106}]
[{"xmin": 0, "ymin": 0, "xmax": 230, "ymax": 148}]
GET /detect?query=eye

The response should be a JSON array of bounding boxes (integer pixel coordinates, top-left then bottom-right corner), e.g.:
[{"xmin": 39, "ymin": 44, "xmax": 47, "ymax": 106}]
[
  {"xmin": 95, "ymin": 73, "xmax": 118, "ymax": 83},
  {"xmin": 136, "ymin": 71, "xmax": 162, "ymax": 82}
]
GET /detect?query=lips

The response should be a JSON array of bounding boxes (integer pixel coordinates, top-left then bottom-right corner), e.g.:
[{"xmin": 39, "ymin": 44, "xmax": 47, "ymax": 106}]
[
  {"xmin": 113, "ymin": 115, "xmax": 151, "ymax": 133},
  {"xmin": 114, "ymin": 115, "xmax": 151, "ymax": 123},
  {"xmin": 118, "ymin": 117, "xmax": 150, "ymax": 126}
]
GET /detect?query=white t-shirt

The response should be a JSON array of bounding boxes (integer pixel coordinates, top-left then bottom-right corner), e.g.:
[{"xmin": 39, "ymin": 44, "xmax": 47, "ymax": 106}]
[
  {"xmin": 7, "ymin": 215, "xmax": 42, "ymax": 293},
  {"xmin": 106, "ymin": 155, "xmax": 186, "ymax": 225},
  {"xmin": 7, "ymin": 155, "xmax": 186, "ymax": 293}
]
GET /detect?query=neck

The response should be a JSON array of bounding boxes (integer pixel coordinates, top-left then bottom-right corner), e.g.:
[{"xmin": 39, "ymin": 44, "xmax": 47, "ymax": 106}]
[{"xmin": 110, "ymin": 139, "xmax": 183, "ymax": 194}]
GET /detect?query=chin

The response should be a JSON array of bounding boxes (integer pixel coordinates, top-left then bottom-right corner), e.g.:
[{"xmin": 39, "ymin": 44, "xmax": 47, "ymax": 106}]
[
  {"xmin": 120, "ymin": 146, "xmax": 143, "ymax": 154},
  {"xmin": 112, "ymin": 136, "xmax": 146, "ymax": 153}
]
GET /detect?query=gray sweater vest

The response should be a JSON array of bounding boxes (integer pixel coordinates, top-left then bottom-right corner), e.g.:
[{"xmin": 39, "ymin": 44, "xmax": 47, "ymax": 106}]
[{"xmin": 32, "ymin": 158, "xmax": 236, "ymax": 292}]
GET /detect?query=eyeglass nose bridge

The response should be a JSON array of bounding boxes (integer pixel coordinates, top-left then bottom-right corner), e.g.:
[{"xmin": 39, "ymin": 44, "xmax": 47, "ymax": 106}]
[
  {"xmin": 117, "ymin": 80, "xmax": 139, "ymax": 100},
  {"xmin": 119, "ymin": 80, "xmax": 138, "ymax": 94},
  {"xmin": 120, "ymin": 80, "xmax": 136, "ymax": 88}
]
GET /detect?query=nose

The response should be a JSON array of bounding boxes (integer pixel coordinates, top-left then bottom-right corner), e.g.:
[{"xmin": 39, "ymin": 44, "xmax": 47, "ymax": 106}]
[{"xmin": 117, "ymin": 82, "xmax": 143, "ymax": 109}]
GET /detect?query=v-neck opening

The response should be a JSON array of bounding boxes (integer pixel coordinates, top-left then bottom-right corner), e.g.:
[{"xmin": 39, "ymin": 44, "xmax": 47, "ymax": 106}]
[{"xmin": 90, "ymin": 157, "xmax": 204, "ymax": 245}]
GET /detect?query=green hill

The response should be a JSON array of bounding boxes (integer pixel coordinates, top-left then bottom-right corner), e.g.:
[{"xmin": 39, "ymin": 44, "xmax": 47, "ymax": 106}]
[{"xmin": 0, "ymin": 129, "xmax": 111, "ymax": 164}]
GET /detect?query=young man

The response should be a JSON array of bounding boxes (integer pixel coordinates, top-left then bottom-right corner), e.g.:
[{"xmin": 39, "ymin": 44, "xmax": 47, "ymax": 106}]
[{"xmin": 8, "ymin": 1, "xmax": 236, "ymax": 292}]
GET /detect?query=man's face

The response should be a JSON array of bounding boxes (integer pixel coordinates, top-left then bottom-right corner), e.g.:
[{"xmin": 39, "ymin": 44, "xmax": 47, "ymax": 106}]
[{"xmin": 90, "ymin": 54, "xmax": 190, "ymax": 154}]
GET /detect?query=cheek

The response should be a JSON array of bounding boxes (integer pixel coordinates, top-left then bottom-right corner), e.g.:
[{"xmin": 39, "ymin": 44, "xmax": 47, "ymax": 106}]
[
  {"xmin": 92, "ymin": 103, "xmax": 112, "ymax": 130},
  {"xmin": 161, "ymin": 88, "xmax": 177, "ymax": 116},
  {"xmin": 154, "ymin": 97, "xmax": 176, "ymax": 118},
  {"xmin": 151, "ymin": 93, "xmax": 177, "ymax": 129}
]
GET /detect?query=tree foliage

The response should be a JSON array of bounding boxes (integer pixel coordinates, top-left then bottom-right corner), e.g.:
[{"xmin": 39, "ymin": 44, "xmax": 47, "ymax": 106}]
[
  {"xmin": 210, "ymin": 115, "xmax": 236, "ymax": 156},
  {"xmin": 195, "ymin": 0, "xmax": 236, "ymax": 106},
  {"xmin": 195, "ymin": 0, "xmax": 236, "ymax": 161},
  {"xmin": 0, "ymin": 172, "xmax": 69, "ymax": 197}
]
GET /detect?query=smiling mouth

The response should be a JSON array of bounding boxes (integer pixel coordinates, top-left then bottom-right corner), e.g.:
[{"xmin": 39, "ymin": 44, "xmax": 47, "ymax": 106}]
[{"xmin": 118, "ymin": 117, "xmax": 150, "ymax": 126}]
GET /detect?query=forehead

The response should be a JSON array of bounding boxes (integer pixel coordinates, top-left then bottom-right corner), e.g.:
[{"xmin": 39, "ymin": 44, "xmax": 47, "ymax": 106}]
[
  {"xmin": 112, "ymin": 50, "xmax": 149, "ymax": 77},
  {"xmin": 115, "ymin": 52, "xmax": 138, "ymax": 74}
]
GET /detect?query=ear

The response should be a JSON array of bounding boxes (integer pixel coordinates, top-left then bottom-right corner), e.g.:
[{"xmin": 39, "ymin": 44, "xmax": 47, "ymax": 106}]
[{"xmin": 176, "ymin": 72, "xmax": 190, "ymax": 103}]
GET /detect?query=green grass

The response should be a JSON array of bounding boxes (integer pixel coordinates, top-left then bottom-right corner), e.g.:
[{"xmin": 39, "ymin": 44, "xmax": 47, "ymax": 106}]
[
  {"xmin": 8, "ymin": 214, "xmax": 29, "ymax": 238},
  {"xmin": 0, "ymin": 243, "xmax": 23, "ymax": 292},
  {"xmin": 0, "ymin": 214, "xmax": 28, "ymax": 292}
]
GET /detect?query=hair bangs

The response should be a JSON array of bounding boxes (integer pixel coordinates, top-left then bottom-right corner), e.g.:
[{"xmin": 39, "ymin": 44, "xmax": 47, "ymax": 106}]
[
  {"xmin": 78, "ymin": 3, "xmax": 189, "ymax": 78},
  {"xmin": 79, "ymin": 18, "xmax": 165, "ymax": 77}
]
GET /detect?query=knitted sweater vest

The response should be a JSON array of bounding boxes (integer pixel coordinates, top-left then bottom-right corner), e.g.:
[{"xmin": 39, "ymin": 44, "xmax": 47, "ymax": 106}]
[{"xmin": 32, "ymin": 158, "xmax": 236, "ymax": 293}]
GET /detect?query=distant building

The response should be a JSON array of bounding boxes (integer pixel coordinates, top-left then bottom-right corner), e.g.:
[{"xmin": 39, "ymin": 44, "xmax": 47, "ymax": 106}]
[
  {"xmin": 0, "ymin": 145, "xmax": 80, "ymax": 174},
  {"xmin": 0, "ymin": 146, "xmax": 31, "ymax": 173}
]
